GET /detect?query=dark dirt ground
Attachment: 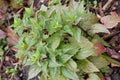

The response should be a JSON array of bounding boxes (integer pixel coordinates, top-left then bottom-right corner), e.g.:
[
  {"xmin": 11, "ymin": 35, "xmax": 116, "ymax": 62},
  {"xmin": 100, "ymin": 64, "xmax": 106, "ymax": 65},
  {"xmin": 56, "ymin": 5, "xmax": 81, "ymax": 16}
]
[{"xmin": 0, "ymin": 0, "xmax": 120, "ymax": 80}]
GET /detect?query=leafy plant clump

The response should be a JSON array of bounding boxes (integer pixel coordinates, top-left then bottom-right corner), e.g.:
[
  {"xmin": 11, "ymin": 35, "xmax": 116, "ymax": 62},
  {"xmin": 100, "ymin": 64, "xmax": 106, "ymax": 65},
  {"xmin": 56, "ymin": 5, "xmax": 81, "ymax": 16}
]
[{"xmin": 12, "ymin": 1, "xmax": 110, "ymax": 80}]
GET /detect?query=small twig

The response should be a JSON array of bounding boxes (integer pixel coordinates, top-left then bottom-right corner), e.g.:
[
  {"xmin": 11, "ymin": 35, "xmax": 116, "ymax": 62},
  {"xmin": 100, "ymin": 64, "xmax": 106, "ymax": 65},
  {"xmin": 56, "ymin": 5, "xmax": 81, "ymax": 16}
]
[
  {"xmin": 86, "ymin": 6, "xmax": 99, "ymax": 12},
  {"xmin": 102, "ymin": 0, "xmax": 114, "ymax": 11},
  {"xmin": 99, "ymin": 2, "xmax": 104, "ymax": 17},
  {"xmin": 76, "ymin": 23, "xmax": 93, "ymax": 38},
  {"xmin": 16, "ymin": 8, "xmax": 24, "ymax": 14},
  {"xmin": 103, "ymin": 31, "xmax": 120, "ymax": 41}
]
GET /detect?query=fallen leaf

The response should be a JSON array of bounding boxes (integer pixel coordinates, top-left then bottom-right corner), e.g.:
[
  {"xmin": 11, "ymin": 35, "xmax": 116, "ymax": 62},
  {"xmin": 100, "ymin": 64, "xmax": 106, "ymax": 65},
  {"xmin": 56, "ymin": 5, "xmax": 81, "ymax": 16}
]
[
  {"xmin": 10, "ymin": 0, "xmax": 23, "ymax": 9},
  {"xmin": 106, "ymin": 48, "xmax": 120, "ymax": 61},
  {"xmin": 106, "ymin": 48, "xmax": 118, "ymax": 55},
  {"xmin": 0, "ymin": 0, "xmax": 8, "ymax": 12},
  {"xmin": 7, "ymin": 27, "xmax": 19, "ymax": 46},
  {"xmin": 104, "ymin": 76, "xmax": 111, "ymax": 80},
  {"xmin": 0, "ymin": 29, "xmax": 6, "ymax": 39},
  {"xmin": 110, "ymin": 11, "xmax": 118, "ymax": 16},
  {"xmin": 0, "ymin": 9, "xmax": 5, "ymax": 19},
  {"xmin": 101, "ymin": 15, "xmax": 120, "ymax": 29},
  {"xmin": 111, "ymin": 63, "xmax": 120, "ymax": 67},
  {"xmin": 5, "ymin": 56, "xmax": 10, "ymax": 61}
]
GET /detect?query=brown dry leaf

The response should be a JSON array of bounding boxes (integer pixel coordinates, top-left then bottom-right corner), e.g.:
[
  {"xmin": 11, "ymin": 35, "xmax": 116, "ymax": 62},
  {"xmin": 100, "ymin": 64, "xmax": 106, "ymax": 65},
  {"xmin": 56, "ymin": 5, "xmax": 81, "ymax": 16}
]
[
  {"xmin": 5, "ymin": 56, "xmax": 10, "ymax": 61},
  {"xmin": 7, "ymin": 27, "xmax": 19, "ymax": 46},
  {"xmin": 111, "ymin": 63, "xmax": 119, "ymax": 67},
  {"xmin": 0, "ymin": 0, "xmax": 8, "ymax": 12},
  {"xmin": 0, "ymin": 9, "xmax": 5, "ymax": 19},
  {"xmin": 111, "ymin": 55, "xmax": 119, "ymax": 59},
  {"xmin": 28, "ymin": 0, "xmax": 34, "ymax": 6},
  {"xmin": 10, "ymin": 0, "xmax": 23, "ymax": 9},
  {"xmin": 0, "ymin": 29, "xmax": 6, "ymax": 39},
  {"xmin": 110, "ymin": 11, "xmax": 118, "ymax": 16},
  {"xmin": 11, "ymin": 47, "xmax": 18, "ymax": 53},
  {"xmin": 13, "ymin": 60, "xmax": 22, "ymax": 65},
  {"xmin": 101, "ymin": 15, "xmax": 120, "ymax": 29}
]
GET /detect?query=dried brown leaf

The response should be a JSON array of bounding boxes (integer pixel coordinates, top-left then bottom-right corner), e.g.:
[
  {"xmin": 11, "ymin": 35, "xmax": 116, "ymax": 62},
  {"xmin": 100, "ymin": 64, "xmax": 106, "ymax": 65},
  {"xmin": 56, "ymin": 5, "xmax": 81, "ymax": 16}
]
[
  {"xmin": 7, "ymin": 27, "xmax": 19, "ymax": 46},
  {"xmin": 101, "ymin": 15, "xmax": 120, "ymax": 29},
  {"xmin": 0, "ymin": 29, "xmax": 6, "ymax": 39}
]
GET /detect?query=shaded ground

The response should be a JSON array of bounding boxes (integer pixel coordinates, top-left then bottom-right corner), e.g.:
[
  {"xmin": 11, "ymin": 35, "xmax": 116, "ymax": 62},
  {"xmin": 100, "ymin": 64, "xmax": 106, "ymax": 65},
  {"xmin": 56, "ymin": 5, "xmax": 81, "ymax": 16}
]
[{"xmin": 0, "ymin": 0, "xmax": 120, "ymax": 80}]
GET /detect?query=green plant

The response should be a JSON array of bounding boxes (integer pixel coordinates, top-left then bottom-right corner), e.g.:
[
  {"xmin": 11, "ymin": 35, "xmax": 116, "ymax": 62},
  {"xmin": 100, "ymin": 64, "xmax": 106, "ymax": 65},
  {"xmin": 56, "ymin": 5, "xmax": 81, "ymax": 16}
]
[
  {"xmin": 0, "ymin": 75, "xmax": 1, "ymax": 80},
  {"xmin": 5, "ymin": 66, "xmax": 18, "ymax": 79},
  {"xmin": 100, "ymin": 66, "xmax": 110, "ymax": 76},
  {"xmin": 12, "ymin": 0, "xmax": 110, "ymax": 80},
  {"xmin": 0, "ymin": 38, "xmax": 6, "ymax": 60},
  {"xmin": 80, "ymin": 0, "xmax": 98, "ymax": 7},
  {"xmin": 17, "ymin": 0, "xmax": 23, "ymax": 5}
]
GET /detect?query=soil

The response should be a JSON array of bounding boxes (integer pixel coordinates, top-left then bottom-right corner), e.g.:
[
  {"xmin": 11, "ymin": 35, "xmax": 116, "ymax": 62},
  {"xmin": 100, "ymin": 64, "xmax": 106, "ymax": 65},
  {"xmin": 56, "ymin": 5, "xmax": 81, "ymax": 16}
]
[{"xmin": 0, "ymin": 0, "xmax": 120, "ymax": 80}]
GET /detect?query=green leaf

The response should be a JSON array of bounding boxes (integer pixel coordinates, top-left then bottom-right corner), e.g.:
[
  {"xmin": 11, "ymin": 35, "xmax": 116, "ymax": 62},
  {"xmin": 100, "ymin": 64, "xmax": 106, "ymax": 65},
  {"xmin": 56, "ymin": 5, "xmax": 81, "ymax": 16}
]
[
  {"xmin": 72, "ymin": 27, "xmax": 81, "ymax": 42},
  {"xmin": 67, "ymin": 59, "xmax": 77, "ymax": 71},
  {"xmin": 80, "ymin": 36, "xmax": 94, "ymax": 48},
  {"xmin": 40, "ymin": 74, "xmax": 46, "ymax": 80},
  {"xmin": 75, "ymin": 17, "xmax": 82, "ymax": 24},
  {"xmin": 47, "ymin": 48, "xmax": 61, "ymax": 67},
  {"xmin": 25, "ymin": 8, "xmax": 33, "ymax": 17},
  {"xmin": 87, "ymin": 73, "xmax": 101, "ymax": 80},
  {"xmin": 13, "ymin": 17, "xmax": 22, "ymax": 27},
  {"xmin": 24, "ymin": 4, "xmax": 34, "ymax": 18},
  {"xmin": 41, "ymin": 61, "xmax": 48, "ymax": 80},
  {"xmin": 75, "ymin": 47, "xmax": 95, "ymax": 60},
  {"xmin": 49, "ymin": 59, "xmax": 61, "ymax": 67},
  {"xmin": 28, "ymin": 64, "xmax": 41, "ymax": 79},
  {"xmin": 102, "ymin": 55, "xmax": 120, "ymax": 66},
  {"xmin": 77, "ymin": 1, "xmax": 85, "ymax": 14},
  {"xmin": 49, "ymin": 67, "xmax": 60, "ymax": 80},
  {"xmin": 61, "ymin": 7, "xmax": 75, "ymax": 23},
  {"xmin": 80, "ymin": 13, "xmax": 99, "ymax": 30},
  {"xmin": 78, "ymin": 60, "xmax": 99, "ymax": 73},
  {"xmin": 89, "ymin": 23, "xmax": 110, "ymax": 34},
  {"xmin": 59, "ymin": 74, "xmax": 68, "ymax": 80},
  {"xmin": 40, "ymin": 4, "xmax": 47, "ymax": 11},
  {"xmin": 69, "ymin": 36, "xmax": 94, "ymax": 58},
  {"xmin": 60, "ymin": 54, "xmax": 73, "ymax": 63},
  {"xmin": 49, "ymin": 34, "xmax": 61, "ymax": 51},
  {"xmin": 54, "ymin": 21, "xmax": 62, "ymax": 28},
  {"xmin": 60, "ymin": 48, "xmax": 78, "ymax": 63},
  {"xmin": 63, "ymin": 25, "xmax": 73, "ymax": 35},
  {"xmin": 61, "ymin": 44, "xmax": 75, "ymax": 53},
  {"xmin": 92, "ymin": 35, "xmax": 109, "ymax": 47},
  {"xmin": 61, "ymin": 67, "xmax": 79, "ymax": 80},
  {"xmin": 88, "ymin": 56, "xmax": 109, "ymax": 69},
  {"xmin": 51, "ymin": 0, "xmax": 60, "ymax": 4}
]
